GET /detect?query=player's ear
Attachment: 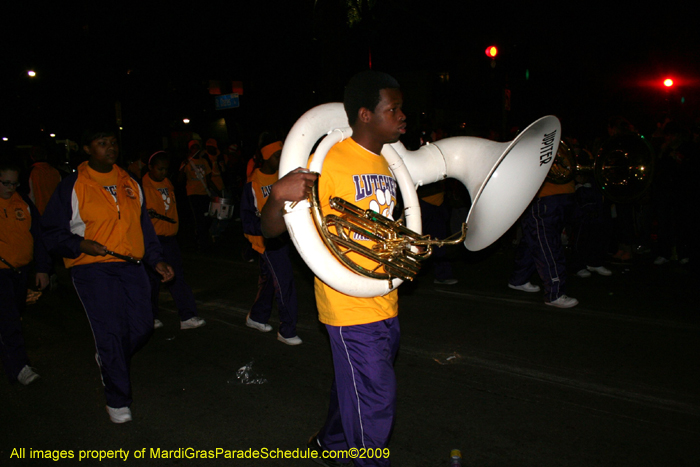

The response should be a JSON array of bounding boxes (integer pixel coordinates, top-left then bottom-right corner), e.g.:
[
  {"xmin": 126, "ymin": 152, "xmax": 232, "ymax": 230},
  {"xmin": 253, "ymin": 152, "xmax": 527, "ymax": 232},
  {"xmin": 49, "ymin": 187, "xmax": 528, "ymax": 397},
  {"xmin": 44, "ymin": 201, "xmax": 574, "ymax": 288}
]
[{"xmin": 357, "ymin": 107, "xmax": 372, "ymax": 124}]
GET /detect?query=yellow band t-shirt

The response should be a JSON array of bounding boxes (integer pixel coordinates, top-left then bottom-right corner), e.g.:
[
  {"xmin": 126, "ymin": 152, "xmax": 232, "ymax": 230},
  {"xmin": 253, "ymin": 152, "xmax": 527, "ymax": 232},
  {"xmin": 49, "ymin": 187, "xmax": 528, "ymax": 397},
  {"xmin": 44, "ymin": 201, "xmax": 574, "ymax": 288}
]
[{"xmin": 312, "ymin": 138, "xmax": 399, "ymax": 327}]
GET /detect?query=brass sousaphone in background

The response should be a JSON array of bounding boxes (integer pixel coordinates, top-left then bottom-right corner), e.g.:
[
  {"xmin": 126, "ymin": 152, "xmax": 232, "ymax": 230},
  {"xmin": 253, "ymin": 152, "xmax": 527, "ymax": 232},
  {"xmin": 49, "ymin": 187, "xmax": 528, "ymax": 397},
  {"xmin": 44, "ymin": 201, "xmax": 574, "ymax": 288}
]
[
  {"xmin": 546, "ymin": 135, "xmax": 655, "ymax": 203},
  {"xmin": 594, "ymin": 133, "xmax": 655, "ymax": 203},
  {"xmin": 279, "ymin": 103, "xmax": 561, "ymax": 298}
]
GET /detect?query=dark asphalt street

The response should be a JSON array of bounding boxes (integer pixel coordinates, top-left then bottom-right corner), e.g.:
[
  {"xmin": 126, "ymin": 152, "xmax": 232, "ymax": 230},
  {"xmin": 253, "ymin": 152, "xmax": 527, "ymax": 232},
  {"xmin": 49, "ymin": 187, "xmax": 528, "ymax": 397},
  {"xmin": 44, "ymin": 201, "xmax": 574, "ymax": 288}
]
[{"xmin": 2, "ymin": 220, "xmax": 698, "ymax": 467}]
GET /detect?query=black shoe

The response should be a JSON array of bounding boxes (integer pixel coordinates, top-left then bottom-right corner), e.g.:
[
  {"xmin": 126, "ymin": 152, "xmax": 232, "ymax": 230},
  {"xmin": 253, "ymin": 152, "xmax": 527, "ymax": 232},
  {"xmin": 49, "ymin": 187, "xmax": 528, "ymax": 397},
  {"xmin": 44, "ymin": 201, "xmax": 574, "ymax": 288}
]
[{"xmin": 307, "ymin": 435, "xmax": 354, "ymax": 466}]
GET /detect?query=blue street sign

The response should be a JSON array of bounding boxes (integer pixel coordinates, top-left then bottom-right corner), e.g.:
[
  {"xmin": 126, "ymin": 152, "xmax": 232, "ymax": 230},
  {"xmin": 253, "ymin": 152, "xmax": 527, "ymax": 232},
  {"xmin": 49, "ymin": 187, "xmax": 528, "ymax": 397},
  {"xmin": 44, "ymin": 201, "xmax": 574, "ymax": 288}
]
[{"xmin": 215, "ymin": 93, "xmax": 240, "ymax": 110}]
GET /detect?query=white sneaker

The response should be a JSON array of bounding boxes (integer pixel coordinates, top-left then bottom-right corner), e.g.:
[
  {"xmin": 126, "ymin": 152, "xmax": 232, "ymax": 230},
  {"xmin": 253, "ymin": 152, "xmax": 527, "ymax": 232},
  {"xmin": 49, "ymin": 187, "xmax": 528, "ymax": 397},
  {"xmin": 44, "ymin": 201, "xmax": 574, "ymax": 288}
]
[
  {"xmin": 587, "ymin": 265, "xmax": 612, "ymax": 276},
  {"xmin": 180, "ymin": 317, "xmax": 206, "ymax": 329},
  {"xmin": 576, "ymin": 269, "xmax": 592, "ymax": 278},
  {"xmin": 508, "ymin": 282, "xmax": 541, "ymax": 293},
  {"xmin": 17, "ymin": 365, "xmax": 40, "ymax": 385},
  {"xmin": 153, "ymin": 319, "xmax": 164, "ymax": 329},
  {"xmin": 106, "ymin": 406, "xmax": 132, "ymax": 423},
  {"xmin": 277, "ymin": 333, "xmax": 303, "ymax": 346},
  {"xmin": 545, "ymin": 295, "xmax": 579, "ymax": 308},
  {"xmin": 246, "ymin": 314, "xmax": 272, "ymax": 332}
]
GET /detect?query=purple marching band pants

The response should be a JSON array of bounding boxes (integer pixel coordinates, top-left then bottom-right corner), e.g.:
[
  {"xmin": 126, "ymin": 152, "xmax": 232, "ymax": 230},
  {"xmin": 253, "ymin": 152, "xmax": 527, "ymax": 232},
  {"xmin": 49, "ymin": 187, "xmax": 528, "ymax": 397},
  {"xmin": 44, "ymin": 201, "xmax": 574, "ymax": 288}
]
[
  {"xmin": 71, "ymin": 262, "xmax": 153, "ymax": 408},
  {"xmin": 0, "ymin": 265, "xmax": 32, "ymax": 381},
  {"xmin": 318, "ymin": 317, "xmax": 400, "ymax": 467},
  {"xmin": 510, "ymin": 193, "xmax": 574, "ymax": 303}
]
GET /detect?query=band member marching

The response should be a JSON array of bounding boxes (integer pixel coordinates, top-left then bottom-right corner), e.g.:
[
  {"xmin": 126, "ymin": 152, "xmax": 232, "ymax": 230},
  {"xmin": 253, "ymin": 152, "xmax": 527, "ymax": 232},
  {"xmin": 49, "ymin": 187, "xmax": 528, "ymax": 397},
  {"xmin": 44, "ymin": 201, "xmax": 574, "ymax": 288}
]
[
  {"xmin": 42, "ymin": 126, "xmax": 174, "ymax": 423},
  {"xmin": 261, "ymin": 71, "xmax": 406, "ymax": 466},
  {"xmin": 179, "ymin": 140, "xmax": 219, "ymax": 250},
  {"xmin": 142, "ymin": 151, "xmax": 205, "ymax": 330},
  {"xmin": 241, "ymin": 138, "xmax": 302, "ymax": 345},
  {"xmin": 1, "ymin": 160, "xmax": 50, "ymax": 386}
]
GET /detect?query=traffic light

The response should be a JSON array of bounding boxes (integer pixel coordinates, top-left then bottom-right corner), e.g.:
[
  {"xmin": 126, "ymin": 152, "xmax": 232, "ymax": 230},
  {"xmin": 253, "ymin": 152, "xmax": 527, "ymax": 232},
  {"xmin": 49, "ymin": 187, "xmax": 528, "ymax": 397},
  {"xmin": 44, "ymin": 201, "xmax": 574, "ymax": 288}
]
[
  {"xmin": 485, "ymin": 46, "xmax": 498, "ymax": 58},
  {"xmin": 663, "ymin": 78, "xmax": 674, "ymax": 88}
]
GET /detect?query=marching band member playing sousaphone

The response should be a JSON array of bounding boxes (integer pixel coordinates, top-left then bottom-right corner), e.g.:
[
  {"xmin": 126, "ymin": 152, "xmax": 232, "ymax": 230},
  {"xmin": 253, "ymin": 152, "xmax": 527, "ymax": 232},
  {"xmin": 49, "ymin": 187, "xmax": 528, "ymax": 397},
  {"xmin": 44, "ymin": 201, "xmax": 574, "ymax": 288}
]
[
  {"xmin": 264, "ymin": 69, "xmax": 561, "ymax": 464},
  {"xmin": 42, "ymin": 126, "xmax": 174, "ymax": 424},
  {"xmin": 142, "ymin": 151, "xmax": 205, "ymax": 331},
  {"xmin": 262, "ymin": 71, "xmax": 405, "ymax": 466}
]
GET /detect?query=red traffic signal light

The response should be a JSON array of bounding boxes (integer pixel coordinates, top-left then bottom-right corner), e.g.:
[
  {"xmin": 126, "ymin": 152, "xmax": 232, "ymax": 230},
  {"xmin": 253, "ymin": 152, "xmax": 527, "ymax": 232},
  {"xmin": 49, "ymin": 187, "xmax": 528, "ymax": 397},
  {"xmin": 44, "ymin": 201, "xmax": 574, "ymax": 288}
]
[
  {"xmin": 663, "ymin": 78, "xmax": 674, "ymax": 88},
  {"xmin": 485, "ymin": 46, "xmax": 498, "ymax": 58}
]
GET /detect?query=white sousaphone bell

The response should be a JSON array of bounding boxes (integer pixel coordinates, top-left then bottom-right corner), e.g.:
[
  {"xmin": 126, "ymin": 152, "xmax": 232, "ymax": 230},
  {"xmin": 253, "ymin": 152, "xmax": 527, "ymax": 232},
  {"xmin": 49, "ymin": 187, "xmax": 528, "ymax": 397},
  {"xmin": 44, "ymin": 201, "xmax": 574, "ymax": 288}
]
[{"xmin": 280, "ymin": 103, "xmax": 560, "ymax": 298}]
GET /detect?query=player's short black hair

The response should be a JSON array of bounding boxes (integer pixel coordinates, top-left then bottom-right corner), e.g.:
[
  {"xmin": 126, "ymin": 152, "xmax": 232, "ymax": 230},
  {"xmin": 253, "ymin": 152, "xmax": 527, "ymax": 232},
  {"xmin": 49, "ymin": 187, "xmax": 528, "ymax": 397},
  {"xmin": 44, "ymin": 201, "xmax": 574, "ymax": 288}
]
[
  {"xmin": 148, "ymin": 150, "xmax": 170, "ymax": 166},
  {"xmin": 81, "ymin": 123, "xmax": 117, "ymax": 148},
  {"xmin": 344, "ymin": 70, "xmax": 400, "ymax": 126}
]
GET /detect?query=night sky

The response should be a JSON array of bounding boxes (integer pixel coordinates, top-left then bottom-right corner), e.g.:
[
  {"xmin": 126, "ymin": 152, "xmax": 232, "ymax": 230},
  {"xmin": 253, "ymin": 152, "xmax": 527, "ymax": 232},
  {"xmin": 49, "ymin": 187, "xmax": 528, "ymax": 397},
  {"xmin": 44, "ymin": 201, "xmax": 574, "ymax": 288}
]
[{"xmin": 3, "ymin": 1, "xmax": 699, "ymax": 153}]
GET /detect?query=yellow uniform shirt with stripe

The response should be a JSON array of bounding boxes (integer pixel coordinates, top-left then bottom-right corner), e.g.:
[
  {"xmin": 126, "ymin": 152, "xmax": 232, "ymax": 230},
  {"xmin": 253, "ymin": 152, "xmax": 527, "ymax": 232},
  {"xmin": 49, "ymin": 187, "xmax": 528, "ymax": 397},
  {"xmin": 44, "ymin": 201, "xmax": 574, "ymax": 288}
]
[{"xmin": 63, "ymin": 163, "xmax": 146, "ymax": 268}]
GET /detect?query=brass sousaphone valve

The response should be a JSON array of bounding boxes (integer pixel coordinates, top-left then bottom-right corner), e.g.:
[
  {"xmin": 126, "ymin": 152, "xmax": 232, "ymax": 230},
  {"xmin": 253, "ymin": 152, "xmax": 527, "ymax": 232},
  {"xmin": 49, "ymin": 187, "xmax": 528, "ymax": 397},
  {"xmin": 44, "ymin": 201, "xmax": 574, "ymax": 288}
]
[{"xmin": 308, "ymin": 180, "xmax": 467, "ymax": 287}]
